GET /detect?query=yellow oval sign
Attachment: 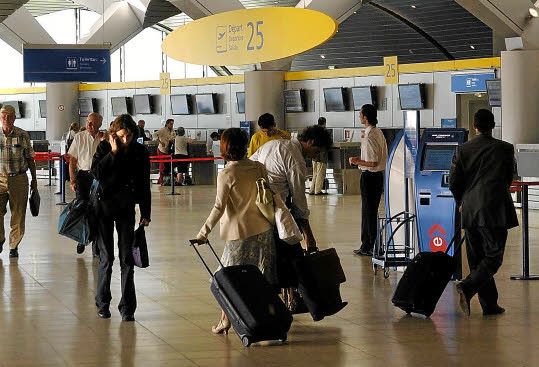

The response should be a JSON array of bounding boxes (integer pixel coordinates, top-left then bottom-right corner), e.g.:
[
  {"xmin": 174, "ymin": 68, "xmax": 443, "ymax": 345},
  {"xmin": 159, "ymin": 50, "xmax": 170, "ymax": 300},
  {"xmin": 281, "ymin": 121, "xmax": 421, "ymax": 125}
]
[{"xmin": 162, "ymin": 7, "xmax": 338, "ymax": 66}]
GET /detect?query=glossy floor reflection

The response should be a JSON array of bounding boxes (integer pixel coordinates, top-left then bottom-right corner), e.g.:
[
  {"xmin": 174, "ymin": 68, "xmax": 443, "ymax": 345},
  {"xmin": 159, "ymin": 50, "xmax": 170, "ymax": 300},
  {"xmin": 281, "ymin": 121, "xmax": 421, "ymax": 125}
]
[{"xmin": 1, "ymin": 183, "xmax": 538, "ymax": 366}]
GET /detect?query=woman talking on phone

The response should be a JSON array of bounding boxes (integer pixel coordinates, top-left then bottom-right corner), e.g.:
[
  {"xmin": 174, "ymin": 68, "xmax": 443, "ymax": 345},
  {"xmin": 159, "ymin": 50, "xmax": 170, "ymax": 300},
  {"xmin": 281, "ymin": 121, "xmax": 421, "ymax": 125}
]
[{"xmin": 91, "ymin": 114, "xmax": 151, "ymax": 321}]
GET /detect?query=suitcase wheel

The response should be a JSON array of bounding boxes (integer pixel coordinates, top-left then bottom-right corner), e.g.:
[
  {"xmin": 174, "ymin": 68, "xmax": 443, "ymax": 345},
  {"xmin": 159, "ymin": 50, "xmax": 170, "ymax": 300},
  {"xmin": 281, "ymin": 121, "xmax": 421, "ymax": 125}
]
[
  {"xmin": 242, "ymin": 336, "xmax": 251, "ymax": 347},
  {"xmin": 279, "ymin": 334, "xmax": 287, "ymax": 343},
  {"xmin": 383, "ymin": 268, "xmax": 390, "ymax": 278}
]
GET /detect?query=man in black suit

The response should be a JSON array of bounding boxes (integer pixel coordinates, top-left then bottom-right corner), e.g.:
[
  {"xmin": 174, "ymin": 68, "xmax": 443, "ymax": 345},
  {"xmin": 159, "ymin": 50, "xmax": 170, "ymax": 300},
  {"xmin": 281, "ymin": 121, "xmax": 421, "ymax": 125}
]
[{"xmin": 449, "ymin": 109, "xmax": 518, "ymax": 316}]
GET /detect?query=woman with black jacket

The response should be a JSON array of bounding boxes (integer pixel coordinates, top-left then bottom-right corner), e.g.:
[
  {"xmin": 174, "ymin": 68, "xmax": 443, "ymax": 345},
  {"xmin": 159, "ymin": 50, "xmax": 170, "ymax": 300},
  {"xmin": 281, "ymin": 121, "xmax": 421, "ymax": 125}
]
[{"xmin": 91, "ymin": 114, "xmax": 151, "ymax": 321}]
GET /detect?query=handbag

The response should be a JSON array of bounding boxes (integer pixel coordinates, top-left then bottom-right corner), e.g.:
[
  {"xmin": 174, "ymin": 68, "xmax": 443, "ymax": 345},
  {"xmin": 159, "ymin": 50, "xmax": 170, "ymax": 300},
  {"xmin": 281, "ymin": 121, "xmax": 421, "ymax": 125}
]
[
  {"xmin": 29, "ymin": 188, "xmax": 40, "ymax": 217},
  {"xmin": 132, "ymin": 225, "xmax": 149, "ymax": 268},
  {"xmin": 58, "ymin": 198, "xmax": 91, "ymax": 244},
  {"xmin": 274, "ymin": 194, "xmax": 303, "ymax": 244},
  {"xmin": 255, "ymin": 176, "xmax": 275, "ymax": 225}
]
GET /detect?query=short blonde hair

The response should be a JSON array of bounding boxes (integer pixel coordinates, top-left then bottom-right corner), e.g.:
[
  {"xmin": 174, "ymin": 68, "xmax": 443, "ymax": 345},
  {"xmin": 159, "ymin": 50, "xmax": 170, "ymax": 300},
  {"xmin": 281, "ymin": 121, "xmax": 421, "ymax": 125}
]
[{"xmin": 0, "ymin": 105, "xmax": 16, "ymax": 116}]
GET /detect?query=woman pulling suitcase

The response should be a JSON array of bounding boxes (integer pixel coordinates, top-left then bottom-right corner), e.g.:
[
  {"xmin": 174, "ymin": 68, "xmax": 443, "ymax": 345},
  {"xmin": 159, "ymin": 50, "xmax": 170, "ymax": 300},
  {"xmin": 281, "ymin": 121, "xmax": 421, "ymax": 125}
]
[{"xmin": 194, "ymin": 128, "xmax": 278, "ymax": 334}]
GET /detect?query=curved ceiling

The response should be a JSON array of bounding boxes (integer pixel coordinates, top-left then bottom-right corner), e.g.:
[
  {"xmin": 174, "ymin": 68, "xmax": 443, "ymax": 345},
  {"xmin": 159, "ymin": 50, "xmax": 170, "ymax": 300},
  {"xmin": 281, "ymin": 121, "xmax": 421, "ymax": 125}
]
[{"xmin": 291, "ymin": 0, "xmax": 493, "ymax": 71}]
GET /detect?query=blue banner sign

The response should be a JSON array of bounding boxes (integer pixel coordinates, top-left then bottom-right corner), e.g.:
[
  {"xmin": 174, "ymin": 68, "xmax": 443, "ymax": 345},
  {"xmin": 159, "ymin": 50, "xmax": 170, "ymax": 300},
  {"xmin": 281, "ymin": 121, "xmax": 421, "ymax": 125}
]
[
  {"xmin": 23, "ymin": 46, "xmax": 111, "ymax": 82},
  {"xmin": 441, "ymin": 118, "xmax": 457, "ymax": 128},
  {"xmin": 451, "ymin": 73, "xmax": 494, "ymax": 93}
]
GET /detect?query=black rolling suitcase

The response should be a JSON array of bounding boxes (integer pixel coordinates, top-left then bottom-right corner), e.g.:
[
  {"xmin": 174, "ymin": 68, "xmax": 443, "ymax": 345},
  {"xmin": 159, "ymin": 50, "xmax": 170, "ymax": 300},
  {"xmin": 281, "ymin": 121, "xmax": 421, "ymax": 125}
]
[
  {"xmin": 293, "ymin": 248, "xmax": 348, "ymax": 321},
  {"xmin": 189, "ymin": 240, "xmax": 292, "ymax": 347},
  {"xmin": 392, "ymin": 234, "xmax": 465, "ymax": 317}
]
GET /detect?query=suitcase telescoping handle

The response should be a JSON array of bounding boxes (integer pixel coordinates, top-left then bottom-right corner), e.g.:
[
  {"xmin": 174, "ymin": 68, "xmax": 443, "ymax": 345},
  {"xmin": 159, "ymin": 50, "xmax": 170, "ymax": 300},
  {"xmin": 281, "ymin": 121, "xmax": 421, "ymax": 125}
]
[
  {"xmin": 188, "ymin": 239, "xmax": 224, "ymax": 277},
  {"xmin": 444, "ymin": 231, "xmax": 466, "ymax": 255}
]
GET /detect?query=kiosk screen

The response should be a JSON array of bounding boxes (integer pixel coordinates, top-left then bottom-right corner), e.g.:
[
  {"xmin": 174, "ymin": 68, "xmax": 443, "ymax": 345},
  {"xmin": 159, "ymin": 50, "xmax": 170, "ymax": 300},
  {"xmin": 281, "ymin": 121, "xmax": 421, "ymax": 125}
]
[{"xmin": 421, "ymin": 144, "xmax": 457, "ymax": 171}]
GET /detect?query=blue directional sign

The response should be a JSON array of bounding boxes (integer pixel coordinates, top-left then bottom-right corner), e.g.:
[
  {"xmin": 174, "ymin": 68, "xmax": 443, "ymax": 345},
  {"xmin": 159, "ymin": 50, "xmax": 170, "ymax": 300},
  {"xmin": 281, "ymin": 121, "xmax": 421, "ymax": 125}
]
[
  {"xmin": 451, "ymin": 73, "xmax": 495, "ymax": 93},
  {"xmin": 23, "ymin": 46, "xmax": 111, "ymax": 82}
]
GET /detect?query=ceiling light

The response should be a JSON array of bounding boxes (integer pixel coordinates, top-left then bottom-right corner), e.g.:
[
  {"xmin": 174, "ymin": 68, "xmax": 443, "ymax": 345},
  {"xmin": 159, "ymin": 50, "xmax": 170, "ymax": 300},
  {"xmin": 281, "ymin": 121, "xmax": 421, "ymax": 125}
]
[
  {"xmin": 328, "ymin": 65, "xmax": 336, "ymax": 69},
  {"xmin": 411, "ymin": 5, "xmax": 416, "ymax": 9},
  {"xmin": 529, "ymin": 7, "xmax": 538, "ymax": 17},
  {"xmin": 320, "ymin": 54, "xmax": 326, "ymax": 59},
  {"xmin": 470, "ymin": 45, "xmax": 475, "ymax": 49}
]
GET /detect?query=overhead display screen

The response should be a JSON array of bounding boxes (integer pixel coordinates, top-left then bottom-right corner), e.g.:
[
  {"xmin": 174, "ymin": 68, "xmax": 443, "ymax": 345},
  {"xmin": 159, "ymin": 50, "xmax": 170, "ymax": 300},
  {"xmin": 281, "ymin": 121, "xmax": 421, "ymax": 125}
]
[
  {"xmin": 170, "ymin": 94, "xmax": 191, "ymax": 115},
  {"xmin": 284, "ymin": 90, "xmax": 304, "ymax": 113},
  {"xmin": 352, "ymin": 86, "xmax": 375, "ymax": 110},
  {"xmin": 421, "ymin": 144, "xmax": 457, "ymax": 171},
  {"xmin": 236, "ymin": 92, "xmax": 245, "ymax": 114},
  {"xmin": 133, "ymin": 94, "xmax": 152, "ymax": 114},
  {"xmin": 111, "ymin": 97, "xmax": 128, "ymax": 116},
  {"xmin": 485, "ymin": 79, "xmax": 501, "ymax": 107},
  {"xmin": 398, "ymin": 84, "xmax": 424, "ymax": 110},
  {"xmin": 323, "ymin": 88, "xmax": 346, "ymax": 112},
  {"xmin": 78, "ymin": 98, "xmax": 95, "ymax": 116},
  {"xmin": 196, "ymin": 94, "xmax": 216, "ymax": 114}
]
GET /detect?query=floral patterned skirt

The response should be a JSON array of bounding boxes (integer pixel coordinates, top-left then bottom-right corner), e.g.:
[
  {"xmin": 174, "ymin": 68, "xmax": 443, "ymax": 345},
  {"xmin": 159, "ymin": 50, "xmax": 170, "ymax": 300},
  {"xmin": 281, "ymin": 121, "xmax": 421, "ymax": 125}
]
[{"xmin": 220, "ymin": 229, "xmax": 277, "ymax": 285}]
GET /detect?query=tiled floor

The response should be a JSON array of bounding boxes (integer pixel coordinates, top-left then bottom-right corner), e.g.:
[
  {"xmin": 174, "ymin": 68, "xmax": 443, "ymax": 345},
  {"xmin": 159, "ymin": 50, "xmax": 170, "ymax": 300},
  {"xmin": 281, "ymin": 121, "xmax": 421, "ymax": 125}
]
[{"xmin": 1, "ymin": 183, "xmax": 538, "ymax": 367}]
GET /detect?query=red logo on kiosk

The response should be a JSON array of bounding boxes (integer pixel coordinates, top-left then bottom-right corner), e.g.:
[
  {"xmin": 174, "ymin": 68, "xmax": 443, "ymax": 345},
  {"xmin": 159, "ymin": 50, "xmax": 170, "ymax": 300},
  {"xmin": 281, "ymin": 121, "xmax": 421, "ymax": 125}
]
[{"xmin": 428, "ymin": 223, "xmax": 447, "ymax": 252}]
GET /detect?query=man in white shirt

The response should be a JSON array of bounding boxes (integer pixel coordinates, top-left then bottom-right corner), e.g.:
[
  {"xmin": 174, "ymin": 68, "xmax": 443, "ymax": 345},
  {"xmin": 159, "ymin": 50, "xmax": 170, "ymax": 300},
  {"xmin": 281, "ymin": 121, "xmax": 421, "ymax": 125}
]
[
  {"xmin": 250, "ymin": 125, "xmax": 332, "ymax": 251},
  {"xmin": 349, "ymin": 104, "xmax": 388, "ymax": 256},
  {"xmin": 68, "ymin": 112, "xmax": 103, "ymax": 256},
  {"xmin": 154, "ymin": 119, "xmax": 176, "ymax": 184}
]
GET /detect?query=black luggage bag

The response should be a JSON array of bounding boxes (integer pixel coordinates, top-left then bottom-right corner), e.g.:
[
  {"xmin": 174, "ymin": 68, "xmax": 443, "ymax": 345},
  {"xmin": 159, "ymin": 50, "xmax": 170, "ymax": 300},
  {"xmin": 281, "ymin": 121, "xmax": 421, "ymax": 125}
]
[
  {"xmin": 293, "ymin": 248, "xmax": 348, "ymax": 321},
  {"xmin": 189, "ymin": 240, "xmax": 292, "ymax": 347},
  {"xmin": 392, "ymin": 234, "xmax": 465, "ymax": 317}
]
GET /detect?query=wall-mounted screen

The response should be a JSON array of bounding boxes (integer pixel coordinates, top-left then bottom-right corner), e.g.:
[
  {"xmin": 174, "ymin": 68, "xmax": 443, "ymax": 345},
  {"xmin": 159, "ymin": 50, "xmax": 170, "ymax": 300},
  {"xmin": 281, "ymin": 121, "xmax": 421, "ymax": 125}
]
[
  {"xmin": 236, "ymin": 92, "xmax": 245, "ymax": 114},
  {"xmin": 78, "ymin": 98, "xmax": 96, "ymax": 116},
  {"xmin": 485, "ymin": 79, "xmax": 501, "ymax": 107},
  {"xmin": 323, "ymin": 88, "xmax": 346, "ymax": 112},
  {"xmin": 352, "ymin": 86, "xmax": 376, "ymax": 110},
  {"xmin": 1, "ymin": 101, "xmax": 22, "ymax": 118},
  {"xmin": 111, "ymin": 97, "xmax": 128, "ymax": 116},
  {"xmin": 421, "ymin": 144, "xmax": 457, "ymax": 171},
  {"xmin": 38, "ymin": 100, "xmax": 46, "ymax": 118},
  {"xmin": 195, "ymin": 94, "xmax": 217, "ymax": 114},
  {"xmin": 284, "ymin": 89, "xmax": 305, "ymax": 113},
  {"xmin": 170, "ymin": 94, "xmax": 191, "ymax": 115},
  {"xmin": 133, "ymin": 94, "xmax": 152, "ymax": 114},
  {"xmin": 398, "ymin": 84, "xmax": 425, "ymax": 110},
  {"xmin": 28, "ymin": 131, "xmax": 46, "ymax": 140}
]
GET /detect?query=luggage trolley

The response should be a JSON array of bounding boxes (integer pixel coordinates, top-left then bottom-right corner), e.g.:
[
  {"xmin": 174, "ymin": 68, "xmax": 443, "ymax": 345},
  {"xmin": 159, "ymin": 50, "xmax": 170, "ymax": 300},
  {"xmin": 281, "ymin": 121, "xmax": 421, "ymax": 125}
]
[{"xmin": 372, "ymin": 211, "xmax": 416, "ymax": 278}]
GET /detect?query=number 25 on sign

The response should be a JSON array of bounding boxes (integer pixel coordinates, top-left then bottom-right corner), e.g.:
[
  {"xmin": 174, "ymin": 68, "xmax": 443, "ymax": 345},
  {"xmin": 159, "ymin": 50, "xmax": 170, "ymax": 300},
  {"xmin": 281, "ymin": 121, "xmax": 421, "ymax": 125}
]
[{"xmin": 384, "ymin": 56, "xmax": 398, "ymax": 84}]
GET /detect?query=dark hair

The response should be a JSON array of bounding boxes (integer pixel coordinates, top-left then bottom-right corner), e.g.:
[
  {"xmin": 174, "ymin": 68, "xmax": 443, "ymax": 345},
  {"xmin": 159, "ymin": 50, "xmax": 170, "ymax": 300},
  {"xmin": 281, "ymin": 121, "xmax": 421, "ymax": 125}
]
[
  {"xmin": 258, "ymin": 113, "xmax": 275, "ymax": 129},
  {"xmin": 318, "ymin": 117, "xmax": 326, "ymax": 126},
  {"xmin": 177, "ymin": 127, "xmax": 185, "ymax": 136},
  {"xmin": 298, "ymin": 125, "xmax": 332, "ymax": 151},
  {"xmin": 109, "ymin": 114, "xmax": 138, "ymax": 138},
  {"xmin": 166, "ymin": 118, "xmax": 174, "ymax": 125},
  {"xmin": 210, "ymin": 132, "xmax": 220, "ymax": 139},
  {"xmin": 474, "ymin": 109, "xmax": 495, "ymax": 133},
  {"xmin": 361, "ymin": 104, "xmax": 378, "ymax": 126},
  {"xmin": 220, "ymin": 128, "xmax": 248, "ymax": 161}
]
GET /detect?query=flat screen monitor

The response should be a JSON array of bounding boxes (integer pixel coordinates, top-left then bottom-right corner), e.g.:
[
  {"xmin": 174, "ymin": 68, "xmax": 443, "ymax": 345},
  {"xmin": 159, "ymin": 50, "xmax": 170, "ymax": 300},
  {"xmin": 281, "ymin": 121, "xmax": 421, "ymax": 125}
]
[
  {"xmin": 78, "ymin": 98, "xmax": 96, "ymax": 116},
  {"xmin": 236, "ymin": 92, "xmax": 245, "ymax": 114},
  {"xmin": 421, "ymin": 144, "xmax": 457, "ymax": 171},
  {"xmin": 323, "ymin": 88, "xmax": 346, "ymax": 112},
  {"xmin": 352, "ymin": 86, "xmax": 376, "ymax": 110},
  {"xmin": 398, "ymin": 84, "xmax": 425, "ymax": 110},
  {"xmin": 38, "ymin": 100, "xmax": 46, "ymax": 118},
  {"xmin": 485, "ymin": 79, "xmax": 501, "ymax": 107},
  {"xmin": 284, "ymin": 90, "xmax": 305, "ymax": 113},
  {"xmin": 2, "ymin": 101, "xmax": 22, "ymax": 118},
  {"xmin": 111, "ymin": 97, "xmax": 128, "ymax": 116},
  {"xmin": 170, "ymin": 94, "xmax": 191, "ymax": 115},
  {"xmin": 133, "ymin": 94, "xmax": 152, "ymax": 114},
  {"xmin": 28, "ymin": 131, "xmax": 46, "ymax": 140},
  {"xmin": 195, "ymin": 94, "xmax": 216, "ymax": 114}
]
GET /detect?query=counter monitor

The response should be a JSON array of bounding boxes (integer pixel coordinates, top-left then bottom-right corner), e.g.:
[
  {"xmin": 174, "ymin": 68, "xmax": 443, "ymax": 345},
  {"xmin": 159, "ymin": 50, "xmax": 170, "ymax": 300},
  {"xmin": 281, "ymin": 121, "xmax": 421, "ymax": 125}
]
[
  {"xmin": 170, "ymin": 94, "xmax": 191, "ymax": 115},
  {"xmin": 111, "ymin": 97, "xmax": 128, "ymax": 116},
  {"xmin": 421, "ymin": 144, "xmax": 457, "ymax": 171},
  {"xmin": 133, "ymin": 94, "xmax": 152, "ymax": 114},
  {"xmin": 284, "ymin": 90, "xmax": 305, "ymax": 113},
  {"xmin": 78, "ymin": 98, "xmax": 96, "ymax": 116},
  {"xmin": 323, "ymin": 88, "xmax": 346, "ymax": 112},
  {"xmin": 236, "ymin": 92, "xmax": 245, "ymax": 114},
  {"xmin": 485, "ymin": 79, "xmax": 501, "ymax": 107},
  {"xmin": 352, "ymin": 86, "xmax": 376, "ymax": 110},
  {"xmin": 398, "ymin": 84, "xmax": 425, "ymax": 110},
  {"xmin": 195, "ymin": 94, "xmax": 217, "ymax": 114},
  {"xmin": 38, "ymin": 100, "xmax": 46, "ymax": 118},
  {"xmin": 1, "ymin": 101, "xmax": 22, "ymax": 118}
]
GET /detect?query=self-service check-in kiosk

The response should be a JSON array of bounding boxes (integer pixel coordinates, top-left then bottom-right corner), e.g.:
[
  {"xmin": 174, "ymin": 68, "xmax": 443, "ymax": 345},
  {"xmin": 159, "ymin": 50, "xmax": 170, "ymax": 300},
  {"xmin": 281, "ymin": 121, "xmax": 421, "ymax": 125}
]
[{"xmin": 414, "ymin": 129, "xmax": 468, "ymax": 275}]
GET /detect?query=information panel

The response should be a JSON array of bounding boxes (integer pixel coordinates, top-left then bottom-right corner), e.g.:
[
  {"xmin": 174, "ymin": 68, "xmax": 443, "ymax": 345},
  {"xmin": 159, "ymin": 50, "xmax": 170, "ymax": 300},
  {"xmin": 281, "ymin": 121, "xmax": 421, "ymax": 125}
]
[
  {"xmin": 451, "ymin": 73, "xmax": 495, "ymax": 93},
  {"xmin": 23, "ymin": 45, "xmax": 111, "ymax": 83}
]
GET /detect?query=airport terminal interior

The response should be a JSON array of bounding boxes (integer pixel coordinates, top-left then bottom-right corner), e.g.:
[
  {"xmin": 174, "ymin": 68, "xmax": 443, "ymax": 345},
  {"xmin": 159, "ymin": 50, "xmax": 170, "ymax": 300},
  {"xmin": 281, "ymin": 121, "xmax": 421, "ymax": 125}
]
[{"xmin": 1, "ymin": 0, "xmax": 539, "ymax": 366}]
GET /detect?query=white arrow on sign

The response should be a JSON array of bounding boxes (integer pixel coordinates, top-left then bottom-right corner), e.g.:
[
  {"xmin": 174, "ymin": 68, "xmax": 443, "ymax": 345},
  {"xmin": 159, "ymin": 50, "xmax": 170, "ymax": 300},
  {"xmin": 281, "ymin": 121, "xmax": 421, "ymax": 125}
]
[{"xmin": 101, "ymin": 58, "xmax": 107, "ymax": 64}]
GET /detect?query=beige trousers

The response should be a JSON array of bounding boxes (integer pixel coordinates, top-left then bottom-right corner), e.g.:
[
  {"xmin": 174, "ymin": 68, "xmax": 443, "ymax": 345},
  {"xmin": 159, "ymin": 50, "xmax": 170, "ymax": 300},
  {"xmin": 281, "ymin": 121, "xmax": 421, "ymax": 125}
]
[
  {"xmin": 310, "ymin": 161, "xmax": 327, "ymax": 194},
  {"xmin": 0, "ymin": 174, "xmax": 29, "ymax": 249}
]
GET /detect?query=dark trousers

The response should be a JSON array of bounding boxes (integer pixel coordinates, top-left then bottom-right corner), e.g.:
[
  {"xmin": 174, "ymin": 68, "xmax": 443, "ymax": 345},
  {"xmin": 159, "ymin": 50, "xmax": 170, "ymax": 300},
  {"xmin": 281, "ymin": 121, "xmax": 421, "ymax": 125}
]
[
  {"xmin": 462, "ymin": 227, "xmax": 507, "ymax": 310},
  {"xmin": 95, "ymin": 193, "xmax": 136, "ymax": 316},
  {"xmin": 360, "ymin": 171, "xmax": 384, "ymax": 251},
  {"xmin": 75, "ymin": 171, "xmax": 99, "ymax": 256}
]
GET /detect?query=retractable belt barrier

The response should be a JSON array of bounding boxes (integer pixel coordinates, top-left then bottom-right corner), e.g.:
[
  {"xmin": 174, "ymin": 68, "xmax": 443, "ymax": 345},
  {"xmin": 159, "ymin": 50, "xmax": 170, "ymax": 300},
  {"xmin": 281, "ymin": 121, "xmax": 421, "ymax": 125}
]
[{"xmin": 510, "ymin": 181, "xmax": 539, "ymax": 281}]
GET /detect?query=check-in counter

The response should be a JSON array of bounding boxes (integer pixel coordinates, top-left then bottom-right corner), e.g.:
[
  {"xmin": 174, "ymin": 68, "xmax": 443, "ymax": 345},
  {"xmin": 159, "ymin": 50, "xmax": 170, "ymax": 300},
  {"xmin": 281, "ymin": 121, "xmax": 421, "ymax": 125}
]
[
  {"xmin": 516, "ymin": 144, "xmax": 539, "ymax": 209},
  {"xmin": 327, "ymin": 141, "xmax": 362, "ymax": 194},
  {"xmin": 188, "ymin": 142, "xmax": 216, "ymax": 185}
]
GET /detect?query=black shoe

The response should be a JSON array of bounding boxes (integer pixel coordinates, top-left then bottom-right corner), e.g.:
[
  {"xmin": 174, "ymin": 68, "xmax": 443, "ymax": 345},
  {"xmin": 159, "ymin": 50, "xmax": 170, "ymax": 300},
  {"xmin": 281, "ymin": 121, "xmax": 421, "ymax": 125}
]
[
  {"xmin": 98, "ymin": 309, "xmax": 111, "ymax": 319},
  {"xmin": 308, "ymin": 192, "xmax": 315, "ymax": 195},
  {"xmin": 353, "ymin": 248, "xmax": 373, "ymax": 257},
  {"xmin": 314, "ymin": 192, "xmax": 328, "ymax": 195},
  {"xmin": 483, "ymin": 305, "xmax": 505, "ymax": 316},
  {"xmin": 9, "ymin": 249, "xmax": 18, "ymax": 258},
  {"xmin": 77, "ymin": 244, "xmax": 85, "ymax": 254},
  {"xmin": 456, "ymin": 282, "xmax": 471, "ymax": 316},
  {"xmin": 122, "ymin": 314, "xmax": 135, "ymax": 322}
]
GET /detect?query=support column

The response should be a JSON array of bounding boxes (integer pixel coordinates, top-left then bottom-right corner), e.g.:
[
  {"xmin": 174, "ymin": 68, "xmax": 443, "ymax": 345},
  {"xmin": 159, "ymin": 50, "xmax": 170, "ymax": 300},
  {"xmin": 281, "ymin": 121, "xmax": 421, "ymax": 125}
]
[
  {"xmin": 501, "ymin": 51, "xmax": 539, "ymax": 145},
  {"xmin": 46, "ymin": 82, "xmax": 79, "ymax": 140},
  {"xmin": 244, "ymin": 71, "xmax": 285, "ymax": 131}
]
